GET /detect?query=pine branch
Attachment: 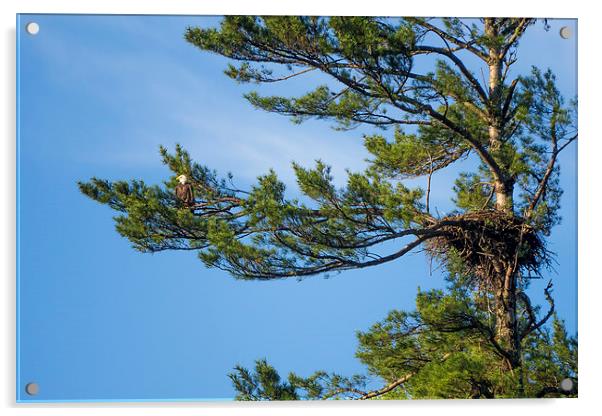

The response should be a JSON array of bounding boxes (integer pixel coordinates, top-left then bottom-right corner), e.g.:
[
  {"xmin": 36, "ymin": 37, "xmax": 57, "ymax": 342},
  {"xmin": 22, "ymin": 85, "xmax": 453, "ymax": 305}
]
[
  {"xmin": 407, "ymin": 18, "xmax": 489, "ymax": 61},
  {"xmin": 357, "ymin": 371, "xmax": 415, "ymax": 400}
]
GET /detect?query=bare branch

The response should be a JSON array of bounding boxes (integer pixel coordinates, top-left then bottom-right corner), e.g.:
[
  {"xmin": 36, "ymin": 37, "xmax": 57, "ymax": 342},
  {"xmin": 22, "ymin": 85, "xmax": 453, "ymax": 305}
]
[
  {"xmin": 357, "ymin": 351, "xmax": 454, "ymax": 400},
  {"xmin": 254, "ymin": 66, "xmax": 317, "ymax": 82},
  {"xmin": 357, "ymin": 372, "xmax": 415, "ymax": 400},
  {"xmin": 525, "ymin": 131, "xmax": 577, "ymax": 219},
  {"xmin": 557, "ymin": 134, "xmax": 578, "ymax": 154},
  {"xmin": 522, "ymin": 280, "xmax": 555, "ymax": 339}
]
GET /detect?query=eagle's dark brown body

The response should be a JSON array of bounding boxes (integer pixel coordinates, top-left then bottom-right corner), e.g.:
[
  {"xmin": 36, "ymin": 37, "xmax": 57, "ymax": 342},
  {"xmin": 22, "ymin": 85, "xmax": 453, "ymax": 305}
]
[{"xmin": 175, "ymin": 182, "xmax": 194, "ymax": 207}]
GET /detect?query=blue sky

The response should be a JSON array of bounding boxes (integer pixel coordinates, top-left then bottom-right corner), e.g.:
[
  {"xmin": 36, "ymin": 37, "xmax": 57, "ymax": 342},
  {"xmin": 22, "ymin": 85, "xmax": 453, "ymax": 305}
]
[{"xmin": 16, "ymin": 15, "xmax": 577, "ymax": 401}]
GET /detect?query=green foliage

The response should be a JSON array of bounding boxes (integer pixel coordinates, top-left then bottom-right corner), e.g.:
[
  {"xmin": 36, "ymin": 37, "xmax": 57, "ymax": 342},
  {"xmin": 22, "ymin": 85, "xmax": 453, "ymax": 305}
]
[
  {"xmin": 364, "ymin": 126, "xmax": 470, "ymax": 180},
  {"xmin": 229, "ymin": 359, "xmax": 368, "ymax": 401},
  {"xmin": 229, "ymin": 277, "xmax": 577, "ymax": 399},
  {"xmin": 520, "ymin": 316, "xmax": 578, "ymax": 398},
  {"xmin": 229, "ymin": 359, "xmax": 299, "ymax": 400},
  {"xmin": 512, "ymin": 67, "xmax": 576, "ymax": 233},
  {"xmin": 452, "ymin": 172, "xmax": 494, "ymax": 211},
  {"xmin": 79, "ymin": 144, "xmax": 428, "ymax": 279}
]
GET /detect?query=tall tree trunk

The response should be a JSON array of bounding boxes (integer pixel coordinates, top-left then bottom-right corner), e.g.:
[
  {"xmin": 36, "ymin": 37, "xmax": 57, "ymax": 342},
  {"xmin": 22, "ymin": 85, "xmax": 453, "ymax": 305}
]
[
  {"xmin": 495, "ymin": 267, "xmax": 520, "ymax": 368},
  {"xmin": 485, "ymin": 20, "xmax": 521, "ymax": 384},
  {"xmin": 486, "ymin": 19, "xmax": 513, "ymax": 213}
]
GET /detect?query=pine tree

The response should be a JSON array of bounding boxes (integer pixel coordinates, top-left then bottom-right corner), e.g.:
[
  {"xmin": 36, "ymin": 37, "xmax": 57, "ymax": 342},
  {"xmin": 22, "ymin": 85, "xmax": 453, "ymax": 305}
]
[{"xmin": 79, "ymin": 17, "xmax": 577, "ymax": 398}]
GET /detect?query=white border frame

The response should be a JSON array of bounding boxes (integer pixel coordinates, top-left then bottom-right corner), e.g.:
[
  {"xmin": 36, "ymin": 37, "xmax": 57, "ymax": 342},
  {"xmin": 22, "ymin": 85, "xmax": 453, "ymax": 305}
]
[{"xmin": 3, "ymin": 1, "xmax": 599, "ymax": 415}]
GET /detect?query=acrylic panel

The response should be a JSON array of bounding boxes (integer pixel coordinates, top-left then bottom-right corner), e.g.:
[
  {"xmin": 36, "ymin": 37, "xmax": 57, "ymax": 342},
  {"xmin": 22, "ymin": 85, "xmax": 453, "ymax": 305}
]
[{"xmin": 16, "ymin": 15, "xmax": 578, "ymax": 402}]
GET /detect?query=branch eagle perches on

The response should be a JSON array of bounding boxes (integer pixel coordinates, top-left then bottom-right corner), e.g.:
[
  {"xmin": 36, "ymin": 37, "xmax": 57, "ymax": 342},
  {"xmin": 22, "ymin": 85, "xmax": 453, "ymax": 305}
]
[{"xmin": 79, "ymin": 144, "xmax": 443, "ymax": 279}]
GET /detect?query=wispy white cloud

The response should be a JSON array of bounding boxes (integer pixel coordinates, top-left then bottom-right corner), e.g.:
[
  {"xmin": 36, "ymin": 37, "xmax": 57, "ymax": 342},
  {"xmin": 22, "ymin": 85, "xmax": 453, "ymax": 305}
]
[{"xmin": 169, "ymin": 111, "xmax": 368, "ymax": 186}]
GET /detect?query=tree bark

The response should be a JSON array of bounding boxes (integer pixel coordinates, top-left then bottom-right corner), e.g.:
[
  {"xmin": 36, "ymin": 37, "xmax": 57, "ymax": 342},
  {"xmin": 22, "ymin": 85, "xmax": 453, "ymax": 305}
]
[
  {"xmin": 485, "ymin": 20, "xmax": 521, "ymax": 381},
  {"xmin": 485, "ymin": 19, "xmax": 514, "ymax": 213},
  {"xmin": 494, "ymin": 267, "xmax": 520, "ymax": 369}
]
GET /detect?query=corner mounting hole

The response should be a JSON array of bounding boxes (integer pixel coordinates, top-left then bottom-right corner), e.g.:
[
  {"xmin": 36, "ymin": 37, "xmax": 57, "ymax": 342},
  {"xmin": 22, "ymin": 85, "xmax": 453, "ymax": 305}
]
[
  {"xmin": 26, "ymin": 22, "xmax": 39, "ymax": 35},
  {"xmin": 25, "ymin": 382, "xmax": 39, "ymax": 396},
  {"xmin": 559, "ymin": 378, "xmax": 575, "ymax": 392},
  {"xmin": 559, "ymin": 26, "xmax": 571, "ymax": 39}
]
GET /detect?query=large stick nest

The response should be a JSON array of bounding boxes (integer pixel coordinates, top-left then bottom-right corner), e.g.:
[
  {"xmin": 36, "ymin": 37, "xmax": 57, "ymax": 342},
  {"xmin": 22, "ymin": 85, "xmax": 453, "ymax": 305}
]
[{"xmin": 425, "ymin": 210, "xmax": 548, "ymax": 289}]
